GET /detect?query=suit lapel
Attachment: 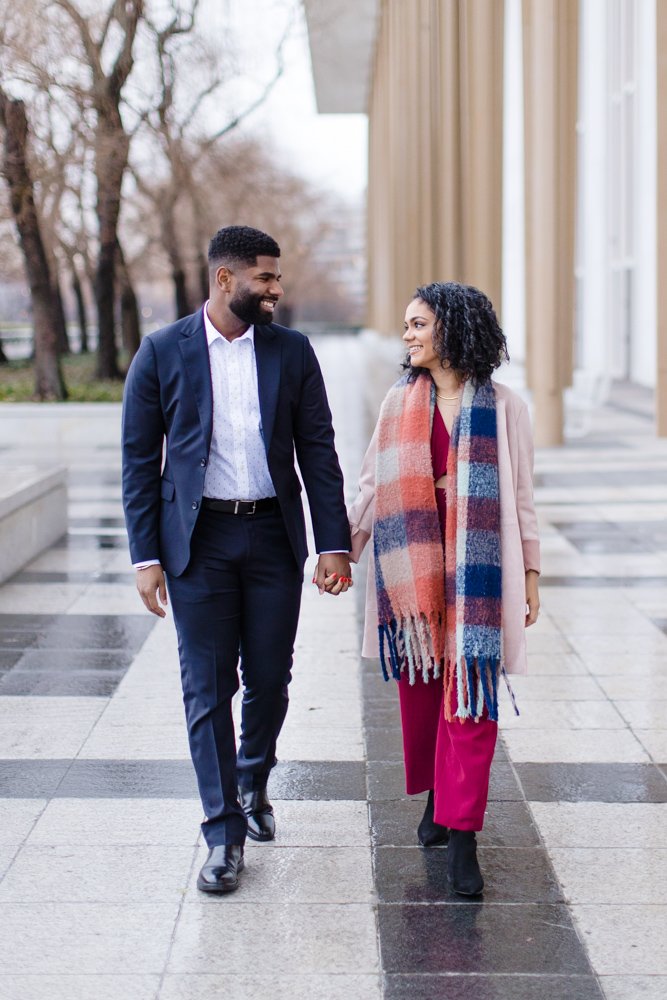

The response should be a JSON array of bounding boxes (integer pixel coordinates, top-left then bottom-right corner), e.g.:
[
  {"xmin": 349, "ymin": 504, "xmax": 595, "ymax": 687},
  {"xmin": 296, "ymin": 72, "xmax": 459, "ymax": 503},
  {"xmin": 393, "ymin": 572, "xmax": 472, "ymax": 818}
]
[
  {"xmin": 254, "ymin": 324, "xmax": 281, "ymax": 454},
  {"xmin": 178, "ymin": 311, "xmax": 213, "ymax": 449}
]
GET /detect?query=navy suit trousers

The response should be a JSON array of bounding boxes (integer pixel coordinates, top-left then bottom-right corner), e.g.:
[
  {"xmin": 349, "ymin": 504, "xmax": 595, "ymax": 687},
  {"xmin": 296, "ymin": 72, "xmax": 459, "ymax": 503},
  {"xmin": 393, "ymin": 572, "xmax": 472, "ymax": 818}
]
[{"xmin": 166, "ymin": 505, "xmax": 303, "ymax": 846}]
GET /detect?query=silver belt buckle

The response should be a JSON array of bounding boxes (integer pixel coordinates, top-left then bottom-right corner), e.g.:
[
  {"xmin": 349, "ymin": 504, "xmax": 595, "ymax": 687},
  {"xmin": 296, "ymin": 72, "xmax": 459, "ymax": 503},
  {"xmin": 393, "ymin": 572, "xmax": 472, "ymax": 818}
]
[
  {"xmin": 233, "ymin": 500, "xmax": 240, "ymax": 514},
  {"xmin": 248, "ymin": 500, "xmax": 257, "ymax": 515}
]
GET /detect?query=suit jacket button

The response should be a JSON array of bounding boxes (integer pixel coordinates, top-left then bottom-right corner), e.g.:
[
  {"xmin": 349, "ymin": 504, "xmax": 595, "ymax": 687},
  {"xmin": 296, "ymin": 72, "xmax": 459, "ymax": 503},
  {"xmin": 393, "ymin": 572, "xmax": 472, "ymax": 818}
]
[{"xmin": 192, "ymin": 501, "xmax": 199, "ymax": 510}]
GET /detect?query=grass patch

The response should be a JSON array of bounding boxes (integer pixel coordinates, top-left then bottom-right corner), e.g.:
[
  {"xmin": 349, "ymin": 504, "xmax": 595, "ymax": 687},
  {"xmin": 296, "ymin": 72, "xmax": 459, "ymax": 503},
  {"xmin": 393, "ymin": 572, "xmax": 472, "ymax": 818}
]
[{"xmin": 0, "ymin": 352, "xmax": 127, "ymax": 402}]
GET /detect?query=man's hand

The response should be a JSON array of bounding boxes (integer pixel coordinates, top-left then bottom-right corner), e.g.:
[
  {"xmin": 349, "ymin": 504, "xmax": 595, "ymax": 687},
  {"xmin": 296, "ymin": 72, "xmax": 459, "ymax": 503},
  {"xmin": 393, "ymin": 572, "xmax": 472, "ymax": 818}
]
[
  {"xmin": 136, "ymin": 564, "xmax": 168, "ymax": 618},
  {"xmin": 313, "ymin": 553, "xmax": 353, "ymax": 596},
  {"xmin": 525, "ymin": 569, "xmax": 540, "ymax": 626}
]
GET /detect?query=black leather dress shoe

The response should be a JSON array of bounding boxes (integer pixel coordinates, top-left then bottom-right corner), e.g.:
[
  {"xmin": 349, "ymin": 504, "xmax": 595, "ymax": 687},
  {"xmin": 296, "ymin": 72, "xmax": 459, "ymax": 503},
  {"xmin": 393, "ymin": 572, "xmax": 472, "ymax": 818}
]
[
  {"xmin": 239, "ymin": 786, "xmax": 275, "ymax": 842},
  {"xmin": 197, "ymin": 845, "xmax": 244, "ymax": 893}
]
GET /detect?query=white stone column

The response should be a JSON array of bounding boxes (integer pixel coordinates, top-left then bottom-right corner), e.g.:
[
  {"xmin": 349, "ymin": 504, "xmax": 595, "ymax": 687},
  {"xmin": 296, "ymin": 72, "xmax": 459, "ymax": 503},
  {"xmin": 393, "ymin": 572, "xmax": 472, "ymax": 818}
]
[
  {"xmin": 502, "ymin": 0, "xmax": 526, "ymax": 363},
  {"xmin": 657, "ymin": 0, "xmax": 667, "ymax": 434},
  {"xmin": 577, "ymin": 0, "xmax": 610, "ymax": 379},
  {"xmin": 633, "ymin": 0, "xmax": 657, "ymax": 389}
]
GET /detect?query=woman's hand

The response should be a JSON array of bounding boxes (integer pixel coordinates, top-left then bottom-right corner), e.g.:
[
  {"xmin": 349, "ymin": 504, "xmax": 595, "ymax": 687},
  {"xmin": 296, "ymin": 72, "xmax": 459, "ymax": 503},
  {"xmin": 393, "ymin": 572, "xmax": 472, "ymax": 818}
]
[
  {"xmin": 525, "ymin": 569, "xmax": 540, "ymax": 627},
  {"xmin": 313, "ymin": 553, "xmax": 353, "ymax": 596}
]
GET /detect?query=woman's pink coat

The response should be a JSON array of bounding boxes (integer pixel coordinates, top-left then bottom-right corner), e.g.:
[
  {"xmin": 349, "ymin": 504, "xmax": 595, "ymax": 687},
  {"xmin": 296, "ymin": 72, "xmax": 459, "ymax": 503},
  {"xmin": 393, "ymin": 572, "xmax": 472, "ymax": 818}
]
[{"xmin": 348, "ymin": 381, "xmax": 540, "ymax": 675}]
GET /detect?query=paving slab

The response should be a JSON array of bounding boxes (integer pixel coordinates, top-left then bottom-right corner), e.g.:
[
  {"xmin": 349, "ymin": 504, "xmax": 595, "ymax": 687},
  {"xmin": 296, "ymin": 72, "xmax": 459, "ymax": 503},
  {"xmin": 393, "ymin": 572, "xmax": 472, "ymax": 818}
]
[{"xmin": 0, "ymin": 347, "xmax": 665, "ymax": 996}]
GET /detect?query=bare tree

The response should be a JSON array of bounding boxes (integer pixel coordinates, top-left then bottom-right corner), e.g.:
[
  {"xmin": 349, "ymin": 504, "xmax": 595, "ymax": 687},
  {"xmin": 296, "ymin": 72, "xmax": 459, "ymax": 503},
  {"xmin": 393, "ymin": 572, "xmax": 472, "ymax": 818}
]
[
  {"xmin": 53, "ymin": 0, "xmax": 144, "ymax": 378},
  {"xmin": 132, "ymin": 3, "xmax": 292, "ymax": 319},
  {"xmin": 0, "ymin": 0, "xmax": 354, "ymax": 366},
  {"xmin": 0, "ymin": 87, "xmax": 66, "ymax": 399},
  {"xmin": 35, "ymin": 103, "xmax": 92, "ymax": 354}
]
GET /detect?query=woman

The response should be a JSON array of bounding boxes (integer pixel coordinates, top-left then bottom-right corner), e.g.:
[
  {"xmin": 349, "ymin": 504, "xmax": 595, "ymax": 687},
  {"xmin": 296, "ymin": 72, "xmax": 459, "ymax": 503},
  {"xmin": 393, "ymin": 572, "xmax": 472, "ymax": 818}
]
[{"xmin": 347, "ymin": 281, "xmax": 540, "ymax": 895}]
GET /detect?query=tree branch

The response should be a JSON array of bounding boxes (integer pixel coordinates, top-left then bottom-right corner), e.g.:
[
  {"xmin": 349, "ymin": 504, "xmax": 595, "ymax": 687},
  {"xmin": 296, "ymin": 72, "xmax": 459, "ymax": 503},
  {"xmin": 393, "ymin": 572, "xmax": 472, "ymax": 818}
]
[
  {"xmin": 51, "ymin": 0, "xmax": 103, "ymax": 82},
  {"xmin": 199, "ymin": 11, "xmax": 293, "ymax": 150},
  {"xmin": 108, "ymin": 0, "xmax": 144, "ymax": 99}
]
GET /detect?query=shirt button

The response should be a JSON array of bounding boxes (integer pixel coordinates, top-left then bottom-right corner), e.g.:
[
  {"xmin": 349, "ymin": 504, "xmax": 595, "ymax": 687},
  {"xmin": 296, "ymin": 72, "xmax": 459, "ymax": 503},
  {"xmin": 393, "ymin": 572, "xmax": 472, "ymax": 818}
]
[
  {"xmin": 192, "ymin": 501, "xmax": 199, "ymax": 510},
  {"xmin": 200, "ymin": 459, "xmax": 207, "ymax": 467}
]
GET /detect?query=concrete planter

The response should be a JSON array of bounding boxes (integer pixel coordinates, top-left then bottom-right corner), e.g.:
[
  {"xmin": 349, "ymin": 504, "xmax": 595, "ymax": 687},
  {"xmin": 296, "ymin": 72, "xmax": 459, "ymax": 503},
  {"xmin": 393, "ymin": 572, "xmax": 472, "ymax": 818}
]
[{"xmin": 0, "ymin": 467, "xmax": 67, "ymax": 583}]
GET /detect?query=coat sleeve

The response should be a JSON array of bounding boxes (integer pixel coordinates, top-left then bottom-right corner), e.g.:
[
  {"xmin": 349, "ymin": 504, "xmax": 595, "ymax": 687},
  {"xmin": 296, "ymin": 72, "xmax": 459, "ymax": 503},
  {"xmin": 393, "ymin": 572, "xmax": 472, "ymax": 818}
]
[
  {"xmin": 293, "ymin": 337, "xmax": 351, "ymax": 553},
  {"xmin": 347, "ymin": 422, "xmax": 379, "ymax": 563},
  {"xmin": 121, "ymin": 337, "xmax": 166, "ymax": 565},
  {"xmin": 514, "ymin": 402, "xmax": 541, "ymax": 574}
]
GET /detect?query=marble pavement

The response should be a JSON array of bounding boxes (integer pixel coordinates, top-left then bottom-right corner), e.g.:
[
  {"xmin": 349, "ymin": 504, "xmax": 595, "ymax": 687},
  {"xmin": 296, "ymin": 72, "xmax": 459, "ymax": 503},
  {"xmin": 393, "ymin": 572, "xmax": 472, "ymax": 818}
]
[{"xmin": 0, "ymin": 335, "xmax": 665, "ymax": 999}]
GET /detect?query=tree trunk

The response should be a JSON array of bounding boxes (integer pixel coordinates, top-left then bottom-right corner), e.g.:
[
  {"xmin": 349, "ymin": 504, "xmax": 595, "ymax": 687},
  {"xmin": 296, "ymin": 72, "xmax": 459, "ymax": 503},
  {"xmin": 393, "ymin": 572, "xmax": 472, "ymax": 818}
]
[
  {"xmin": 197, "ymin": 249, "xmax": 209, "ymax": 304},
  {"xmin": 0, "ymin": 90, "xmax": 66, "ymax": 400},
  {"xmin": 116, "ymin": 242, "xmax": 141, "ymax": 361},
  {"xmin": 173, "ymin": 268, "xmax": 191, "ymax": 319},
  {"xmin": 71, "ymin": 269, "xmax": 89, "ymax": 352},
  {"xmin": 53, "ymin": 278, "xmax": 71, "ymax": 355},
  {"xmin": 0, "ymin": 339, "xmax": 7, "ymax": 364},
  {"xmin": 93, "ymin": 116, "xmax": 129, "ymax": 378},
  {"xmin": 120, "ymin": 281, "xmax": 141, "ymax": 361},
  {"xmin": 186, "ymin": 186, "xmax": 210, "ymax": 304},
  {"xmin": 161, "ymin": 201, "xmax": 193, "ymax": 318},
  {"xmin": 94, "ymin": 240, "xmax": 118, "ymax": 376}
]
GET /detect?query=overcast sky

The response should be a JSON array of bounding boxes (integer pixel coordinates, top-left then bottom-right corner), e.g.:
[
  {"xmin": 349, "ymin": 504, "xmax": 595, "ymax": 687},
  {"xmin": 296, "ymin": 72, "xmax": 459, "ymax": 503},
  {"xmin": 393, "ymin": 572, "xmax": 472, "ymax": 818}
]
[{"xmin": 205, "ymin": 0, "xmax": 368, "ymax": 201}]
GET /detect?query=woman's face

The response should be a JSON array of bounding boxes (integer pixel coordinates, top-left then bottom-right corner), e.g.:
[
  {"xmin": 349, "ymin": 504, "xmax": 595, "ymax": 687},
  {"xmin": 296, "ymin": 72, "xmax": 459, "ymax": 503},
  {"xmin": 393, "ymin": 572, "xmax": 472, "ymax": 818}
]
[{"xmin": 403, "ymin": 298, "xmax": 439, "ymax": 370}]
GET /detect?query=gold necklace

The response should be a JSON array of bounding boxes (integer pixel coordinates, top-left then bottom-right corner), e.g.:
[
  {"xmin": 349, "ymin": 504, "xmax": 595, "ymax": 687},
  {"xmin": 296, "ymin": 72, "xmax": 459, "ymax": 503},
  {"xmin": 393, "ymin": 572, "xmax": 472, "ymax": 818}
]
[{"xmin": 435, "ymin": 391, "xmax": 460, "ymax": 401}]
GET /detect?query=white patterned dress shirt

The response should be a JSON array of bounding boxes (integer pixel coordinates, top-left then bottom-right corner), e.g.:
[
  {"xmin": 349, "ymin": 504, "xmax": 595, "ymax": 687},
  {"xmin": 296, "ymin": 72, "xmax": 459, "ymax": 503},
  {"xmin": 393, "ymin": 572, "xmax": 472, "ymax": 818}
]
[{"xmin": 202, "ymin": 304, "xmax": 275, "ymax": 501}]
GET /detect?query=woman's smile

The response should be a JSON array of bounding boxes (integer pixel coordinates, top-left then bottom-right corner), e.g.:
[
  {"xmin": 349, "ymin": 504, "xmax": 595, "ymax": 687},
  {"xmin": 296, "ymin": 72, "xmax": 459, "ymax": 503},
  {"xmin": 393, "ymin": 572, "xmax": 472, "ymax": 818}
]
[{"xmin": 403, "ymin": 298, "xmax": 438, "ymax": 368}]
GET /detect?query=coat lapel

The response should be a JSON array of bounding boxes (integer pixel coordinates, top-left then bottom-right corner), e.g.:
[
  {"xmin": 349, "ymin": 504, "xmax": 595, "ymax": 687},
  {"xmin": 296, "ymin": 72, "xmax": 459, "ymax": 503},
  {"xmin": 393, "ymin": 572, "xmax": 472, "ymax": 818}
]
[
  {"xmin": 254, "ymin": 324, "xmax": 281, "ymax": 454},
  {"xmin": 178, "ymin": 311, "xmax": 213, "ymax": 449}
]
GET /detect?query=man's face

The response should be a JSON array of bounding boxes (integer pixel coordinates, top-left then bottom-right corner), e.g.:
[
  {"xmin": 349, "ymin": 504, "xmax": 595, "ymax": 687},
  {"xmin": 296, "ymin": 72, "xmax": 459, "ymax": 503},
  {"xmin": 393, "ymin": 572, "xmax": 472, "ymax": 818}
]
[{"xmin": 228, "ymin": 256, "xmax": 284, "ymax": 325}]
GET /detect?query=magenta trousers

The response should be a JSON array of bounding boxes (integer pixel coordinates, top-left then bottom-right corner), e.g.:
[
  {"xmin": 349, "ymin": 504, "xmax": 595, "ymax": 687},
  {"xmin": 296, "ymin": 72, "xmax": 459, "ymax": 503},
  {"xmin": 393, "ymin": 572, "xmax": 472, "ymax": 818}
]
[{"xmin": 397, "ymin": 672, "xmax": 498, "ymax": 831}]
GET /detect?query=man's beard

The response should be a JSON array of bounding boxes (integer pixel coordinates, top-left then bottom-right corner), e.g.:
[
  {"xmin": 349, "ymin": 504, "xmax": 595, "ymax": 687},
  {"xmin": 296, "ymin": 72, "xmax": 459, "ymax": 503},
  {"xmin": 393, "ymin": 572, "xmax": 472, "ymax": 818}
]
[{"xmin": 229, "ymin": 286, "xmax": 274, "ymax": 326}]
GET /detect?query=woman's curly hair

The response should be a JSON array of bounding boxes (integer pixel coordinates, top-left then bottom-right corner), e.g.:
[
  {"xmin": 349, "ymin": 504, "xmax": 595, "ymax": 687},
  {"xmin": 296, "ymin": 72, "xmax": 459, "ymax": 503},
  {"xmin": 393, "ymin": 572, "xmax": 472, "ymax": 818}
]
[{"xmin": 404, "ymin": 281, "xmax": 509, "ymax": 385}]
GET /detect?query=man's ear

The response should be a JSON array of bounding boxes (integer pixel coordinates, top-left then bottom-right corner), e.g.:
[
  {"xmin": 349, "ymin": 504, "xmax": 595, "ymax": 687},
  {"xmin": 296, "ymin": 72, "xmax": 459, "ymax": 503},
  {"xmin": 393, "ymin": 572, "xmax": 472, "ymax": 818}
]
[{"xmin": 216, "ymin": 265, "xmax": 232, "ymax": 291}]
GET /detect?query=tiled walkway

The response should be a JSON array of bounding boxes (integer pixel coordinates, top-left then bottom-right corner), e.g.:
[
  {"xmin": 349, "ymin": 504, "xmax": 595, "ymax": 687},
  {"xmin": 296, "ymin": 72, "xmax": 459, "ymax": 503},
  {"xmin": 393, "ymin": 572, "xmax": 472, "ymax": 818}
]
[{"xmin": 0, "ymin": 338, "xmax": 665, "ymax": 999}]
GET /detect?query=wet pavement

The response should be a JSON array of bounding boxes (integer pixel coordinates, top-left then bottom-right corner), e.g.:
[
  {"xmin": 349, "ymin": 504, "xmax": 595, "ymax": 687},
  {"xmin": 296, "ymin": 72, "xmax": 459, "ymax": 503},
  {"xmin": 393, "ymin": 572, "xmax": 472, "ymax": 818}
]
[{"xmin": 0, "ymin": 337, "xmax": 666, "ymax": 999}]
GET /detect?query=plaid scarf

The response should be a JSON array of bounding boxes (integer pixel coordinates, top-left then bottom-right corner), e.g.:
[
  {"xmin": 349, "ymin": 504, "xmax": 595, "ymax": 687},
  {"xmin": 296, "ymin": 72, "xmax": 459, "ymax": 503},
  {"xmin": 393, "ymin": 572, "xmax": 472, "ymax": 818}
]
[{"xmin": 373, "ymin": 373, "xmax": 504, "ymax": 721}]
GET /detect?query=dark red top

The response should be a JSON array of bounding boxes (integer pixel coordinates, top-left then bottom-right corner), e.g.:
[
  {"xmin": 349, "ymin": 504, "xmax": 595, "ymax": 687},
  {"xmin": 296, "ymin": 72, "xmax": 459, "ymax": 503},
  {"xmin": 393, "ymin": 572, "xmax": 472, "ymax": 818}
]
[
  {"xmin": 431, "ymin": 405, "xmax": 450, "ymax": 480},
  {"xmin": 431, "ymin": 405, "xmax": 450, "ymax": 533}
]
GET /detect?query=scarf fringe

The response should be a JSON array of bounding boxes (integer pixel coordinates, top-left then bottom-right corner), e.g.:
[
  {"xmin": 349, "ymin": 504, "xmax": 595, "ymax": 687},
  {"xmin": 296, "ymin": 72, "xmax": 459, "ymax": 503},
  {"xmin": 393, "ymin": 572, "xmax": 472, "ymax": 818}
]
[
  {"xmin": 445, "ymin": 656, "xmax": 502, "ymax": 723},
  {"xmin": 378, "ymin": 614, "xmax": 443, "ymax": 684},
  {"xmin": 379, "ymin": 631, "xmax": 521, "ymax": 722},
  {"xmin": 501, "ymin": 666, "xmax": 520, "ymax": 717}
]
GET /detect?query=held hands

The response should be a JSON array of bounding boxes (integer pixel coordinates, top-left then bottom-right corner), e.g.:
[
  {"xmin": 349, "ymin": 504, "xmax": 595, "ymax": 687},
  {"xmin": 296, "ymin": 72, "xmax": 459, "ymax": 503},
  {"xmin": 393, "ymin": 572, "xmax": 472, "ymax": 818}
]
[
  {"xmin": 136, "ymin": 564, "xmax": 168, "ymax": 618},
  {"xmin": 525, "ymin": 569, "xmax": 540, "ymax": 627},
  {"xmin": 313, "ymin": 553, "xmax": 353, "ymax": 596}
]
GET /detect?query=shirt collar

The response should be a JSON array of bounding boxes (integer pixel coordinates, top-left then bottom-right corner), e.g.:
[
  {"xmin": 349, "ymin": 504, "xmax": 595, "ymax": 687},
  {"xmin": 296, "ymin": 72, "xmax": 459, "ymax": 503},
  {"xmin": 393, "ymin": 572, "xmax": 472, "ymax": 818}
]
[{"xmin": 203, "ymin": 301, "xmax": 254, "ymax": 347}]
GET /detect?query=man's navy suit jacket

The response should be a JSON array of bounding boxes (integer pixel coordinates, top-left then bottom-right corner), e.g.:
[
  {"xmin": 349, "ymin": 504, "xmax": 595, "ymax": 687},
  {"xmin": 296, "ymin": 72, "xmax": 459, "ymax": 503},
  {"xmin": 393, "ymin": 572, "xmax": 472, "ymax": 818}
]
[{"xmin": 121, "ymin": 310, "xmax": 351, "ymax": 577}]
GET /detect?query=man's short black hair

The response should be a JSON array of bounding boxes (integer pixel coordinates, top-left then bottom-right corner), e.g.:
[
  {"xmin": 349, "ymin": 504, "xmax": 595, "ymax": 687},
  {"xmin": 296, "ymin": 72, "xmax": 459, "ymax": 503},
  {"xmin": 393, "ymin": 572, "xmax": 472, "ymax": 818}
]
[{"xmin": 208, "ymin": 225, "xmax": 281, "ymax": 270}]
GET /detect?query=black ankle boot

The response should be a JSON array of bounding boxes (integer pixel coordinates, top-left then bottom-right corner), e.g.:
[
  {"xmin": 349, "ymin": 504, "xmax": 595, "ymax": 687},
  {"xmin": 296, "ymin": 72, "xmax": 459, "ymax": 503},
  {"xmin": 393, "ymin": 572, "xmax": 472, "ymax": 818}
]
[
  {"xmin": 447, "ymin": 829, "xmax": 484, "ymax": 895},
  {"xmin": 417, "ymin": 790, "xmax": 450, "ymax": 847}
]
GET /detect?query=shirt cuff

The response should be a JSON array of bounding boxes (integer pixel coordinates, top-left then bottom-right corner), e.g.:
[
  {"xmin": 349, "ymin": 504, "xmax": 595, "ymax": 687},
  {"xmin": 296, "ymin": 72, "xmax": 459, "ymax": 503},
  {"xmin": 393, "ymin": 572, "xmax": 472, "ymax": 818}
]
[{"xmin": 133, "ymin": 560, "xmax": 162, "ymax": 570}]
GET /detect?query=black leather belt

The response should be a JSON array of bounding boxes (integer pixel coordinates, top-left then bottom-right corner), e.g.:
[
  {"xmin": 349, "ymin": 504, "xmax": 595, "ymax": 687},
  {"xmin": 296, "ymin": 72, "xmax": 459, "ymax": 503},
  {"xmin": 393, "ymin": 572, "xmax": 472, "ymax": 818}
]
[{"xmin": 202, "ymin": 497, "xmax": 278, "ymax": 515}]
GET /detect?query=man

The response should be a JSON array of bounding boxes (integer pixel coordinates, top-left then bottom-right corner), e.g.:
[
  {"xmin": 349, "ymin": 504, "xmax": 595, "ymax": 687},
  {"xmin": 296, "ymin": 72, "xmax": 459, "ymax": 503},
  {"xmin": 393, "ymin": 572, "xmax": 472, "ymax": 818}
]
[{"xmin": 122, "ymin": 226, "xmax": 352, "ymax": 893}]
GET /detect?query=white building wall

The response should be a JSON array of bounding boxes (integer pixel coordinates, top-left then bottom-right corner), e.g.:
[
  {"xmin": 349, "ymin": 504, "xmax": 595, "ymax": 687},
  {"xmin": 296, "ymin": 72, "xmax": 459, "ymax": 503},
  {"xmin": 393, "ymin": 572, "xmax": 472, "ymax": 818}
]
[
  {"xmin": 503, "ymin": 0, "xmax": 657, "ymax": 392},
  {"xmin": 587, "ymin": 0, "xmax": 656, "ymax": 388}
]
